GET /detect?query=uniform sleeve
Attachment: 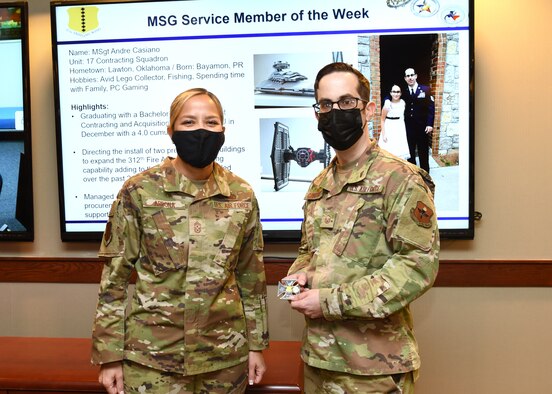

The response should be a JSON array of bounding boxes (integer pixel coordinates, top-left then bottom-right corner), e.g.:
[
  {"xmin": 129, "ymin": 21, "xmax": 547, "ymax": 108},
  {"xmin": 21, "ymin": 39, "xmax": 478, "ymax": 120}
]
[
  {"xmin": 287, "ymin": 196, "xmax": 321, "ymax": 288},
  {"xmin": 236, "ymin": 194, "xmax": 269, "ymax": 351},
  {"xmin": 320, "ymin": 175, "xmax": 439, "ymax": 320},
  {"xmin": 91, "ymin": 187, "xmax": 140, "ymax": 364},
  {"xmin": 287, "ymin": 215, "xmax": 312, "ymax": 276}
]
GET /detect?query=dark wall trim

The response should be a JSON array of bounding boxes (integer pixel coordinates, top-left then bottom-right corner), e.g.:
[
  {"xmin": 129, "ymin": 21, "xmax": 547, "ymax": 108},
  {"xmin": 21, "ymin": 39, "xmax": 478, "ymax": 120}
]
[{"xmin": 0, "ymin": 257, "xmax": 551, "ymax": 287}]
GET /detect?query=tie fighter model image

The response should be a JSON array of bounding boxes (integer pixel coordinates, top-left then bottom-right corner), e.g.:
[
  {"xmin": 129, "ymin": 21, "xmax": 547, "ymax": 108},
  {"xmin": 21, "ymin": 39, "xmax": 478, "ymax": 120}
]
[
  {"xmin": 269, "ymin": 122, "xmax": 331, "ymax": 191},
  {"xmin": 255, "ymin": 61, "xmax": 314, "ymax": 96}
]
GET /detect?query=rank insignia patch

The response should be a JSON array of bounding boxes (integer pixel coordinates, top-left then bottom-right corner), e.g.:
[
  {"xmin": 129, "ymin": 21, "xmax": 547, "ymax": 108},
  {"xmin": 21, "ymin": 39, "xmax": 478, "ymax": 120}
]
[
  {"xmin": 410, "ymin": 201, "xmax": 434, "ymax": 228},
  {"xmin": 321, "ymin": 211, "xmax": 335, "ymax": 228},
  {"xmin": 190, "ymin": 219, "xmax": 206, "ymax": 236}
]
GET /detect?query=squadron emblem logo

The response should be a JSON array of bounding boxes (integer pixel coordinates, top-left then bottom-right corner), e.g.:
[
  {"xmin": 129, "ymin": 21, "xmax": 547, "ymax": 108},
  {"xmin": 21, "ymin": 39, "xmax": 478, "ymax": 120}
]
[
  {"xmin": 410, "ymin": 201, "xmax": 434, "ymax": 228},
  {"xmin": 67, "ymin": 6, "xmax": 99, "ymax": 34}
]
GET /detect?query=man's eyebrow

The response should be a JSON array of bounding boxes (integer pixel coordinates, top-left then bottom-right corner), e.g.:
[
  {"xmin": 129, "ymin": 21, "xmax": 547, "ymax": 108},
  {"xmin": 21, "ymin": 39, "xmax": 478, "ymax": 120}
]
[
  {"xmin": 338, "ymin": 94, "xmax": 357, "ymax": 99},
  {"xmin": 319, "ymin": 93, "xmax": 357, "ymax": 101}
]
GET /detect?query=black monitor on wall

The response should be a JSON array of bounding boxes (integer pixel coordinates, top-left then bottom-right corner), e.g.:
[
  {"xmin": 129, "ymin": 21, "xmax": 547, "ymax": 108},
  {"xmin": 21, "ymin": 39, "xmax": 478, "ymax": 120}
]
[
  {"xmin": 51, "ymin": 0, "xmax": 474, "ymax": 242},
  {"xmin": 0, "ymin": 1, "xmax": 33, "ymax": 242}
]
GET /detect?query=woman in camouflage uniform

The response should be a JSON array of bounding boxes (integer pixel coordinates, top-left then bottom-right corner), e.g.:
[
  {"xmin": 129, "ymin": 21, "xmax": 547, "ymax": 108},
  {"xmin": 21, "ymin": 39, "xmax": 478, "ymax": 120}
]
[{"xmin": 92, "ymin": 88, "xmax": 268, "ymax": 394}]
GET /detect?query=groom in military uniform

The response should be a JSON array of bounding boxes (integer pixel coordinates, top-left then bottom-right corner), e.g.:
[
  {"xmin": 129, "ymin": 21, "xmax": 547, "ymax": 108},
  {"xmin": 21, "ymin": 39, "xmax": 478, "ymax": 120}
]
[{"xmin": 403, "ymin": 68, "xmax": 435, "ymax": 173}]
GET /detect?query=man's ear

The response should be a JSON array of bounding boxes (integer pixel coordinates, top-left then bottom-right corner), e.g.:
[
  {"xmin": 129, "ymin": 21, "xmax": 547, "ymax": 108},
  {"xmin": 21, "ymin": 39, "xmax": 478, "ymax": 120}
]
[{"xmin": 364, "ymin": 101, "xmax": 376, "ymax": 119}]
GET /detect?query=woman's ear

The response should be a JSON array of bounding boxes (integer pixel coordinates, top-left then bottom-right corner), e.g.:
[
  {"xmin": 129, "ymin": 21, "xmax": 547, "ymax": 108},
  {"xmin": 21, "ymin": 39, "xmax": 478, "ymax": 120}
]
[{"xmin": 167, "ymin": 125, "xmax": 173, "ymax": 138}]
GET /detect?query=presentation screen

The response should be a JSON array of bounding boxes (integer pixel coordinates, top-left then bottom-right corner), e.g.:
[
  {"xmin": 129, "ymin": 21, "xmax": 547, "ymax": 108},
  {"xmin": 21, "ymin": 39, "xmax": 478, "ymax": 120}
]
[
  {"xmin": 51, "ymin": 0, "xmax": 474, "ymax": 242},
  {"xmin": 0, "ymin": 2, "xmax": 33, "ymax": 242}
]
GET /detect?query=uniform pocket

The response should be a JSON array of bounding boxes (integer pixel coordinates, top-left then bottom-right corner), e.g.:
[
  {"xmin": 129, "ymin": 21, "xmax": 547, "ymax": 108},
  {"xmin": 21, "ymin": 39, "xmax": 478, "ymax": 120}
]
[
  {"xmin": 333, "ymin": 194, "xmax": 384, "ymax": 259},
  {"xmin": 143, "ymin": 209, "xmax": 188, "ymax": 276},
  {"xmin": 212, "ymin": 210, "xmax": 247, "ymax": 270}
]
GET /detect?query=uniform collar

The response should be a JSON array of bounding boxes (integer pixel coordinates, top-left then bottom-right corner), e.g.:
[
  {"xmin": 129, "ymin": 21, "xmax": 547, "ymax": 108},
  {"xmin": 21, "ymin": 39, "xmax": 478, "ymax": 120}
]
[
  {"xmin": 160, "ymin": 157, "xmax": 231, "ymax": 199},
  {"xmin": 314, "ymin": 139, "xmax": 379, "ymax": 196}
]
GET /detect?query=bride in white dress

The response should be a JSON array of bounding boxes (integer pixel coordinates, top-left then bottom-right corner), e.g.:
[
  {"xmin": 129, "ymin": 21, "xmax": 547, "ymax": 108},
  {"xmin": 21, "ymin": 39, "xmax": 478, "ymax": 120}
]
[{"xmin": 379, "ymin": 85, "xmax": 410, "ymax": 160}]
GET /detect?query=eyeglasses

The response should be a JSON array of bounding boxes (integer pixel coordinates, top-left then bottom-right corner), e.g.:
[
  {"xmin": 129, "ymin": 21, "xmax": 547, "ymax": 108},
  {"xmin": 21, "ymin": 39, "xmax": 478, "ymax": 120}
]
[
  {"xmin": 391, "ymin": 90, "xmax": 401, "ymax": 93},
  {"xmin": 312, "ymin": 97, "xmax": 367, "ymax": 113},
  {"xmin": 405, "ymin": 73, "xmax": 416, "ymax": 78}
]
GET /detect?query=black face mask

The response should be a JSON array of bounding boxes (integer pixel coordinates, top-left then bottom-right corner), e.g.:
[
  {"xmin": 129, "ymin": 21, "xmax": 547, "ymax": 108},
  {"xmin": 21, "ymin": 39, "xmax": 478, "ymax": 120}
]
[
  {"xmin": 172, "ymin": 129, "xmax": 225, "ymax": 169},
  {"xmin": 317, "ymin": 108, "xmax": 364, "ymax": 151}
]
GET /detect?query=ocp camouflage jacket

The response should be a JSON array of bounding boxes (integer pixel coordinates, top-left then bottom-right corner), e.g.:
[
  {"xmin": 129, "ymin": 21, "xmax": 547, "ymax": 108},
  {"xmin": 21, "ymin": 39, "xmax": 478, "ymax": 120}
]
[
  {"xmin": 92, "ymin": 157, "xmax": 268, "ymax": 375},
  {"xmin": 288, "ymin": 141, "xmax": 439, "ymax": 376}
]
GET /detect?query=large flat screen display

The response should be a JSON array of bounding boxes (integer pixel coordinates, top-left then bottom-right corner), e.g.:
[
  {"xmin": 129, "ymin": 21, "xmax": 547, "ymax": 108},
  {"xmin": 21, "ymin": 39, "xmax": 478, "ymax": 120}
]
[
  {"xmin": 0, "ymin": 2, "xmax": 33, "ymax": 242},
  {"xmin": 51, "ymin": 0, "xmax": 474, "ymax": 242}
]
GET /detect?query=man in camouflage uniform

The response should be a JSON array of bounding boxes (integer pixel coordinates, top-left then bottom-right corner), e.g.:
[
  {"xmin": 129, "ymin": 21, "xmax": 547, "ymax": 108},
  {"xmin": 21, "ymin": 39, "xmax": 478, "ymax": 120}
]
[
  {"xmin": 286, "ymin": 63, "xmax": 439, "ymax": 393},
  {"xmin": 92, "ymin": 89, "xmax": 268, "ymax": 394}
]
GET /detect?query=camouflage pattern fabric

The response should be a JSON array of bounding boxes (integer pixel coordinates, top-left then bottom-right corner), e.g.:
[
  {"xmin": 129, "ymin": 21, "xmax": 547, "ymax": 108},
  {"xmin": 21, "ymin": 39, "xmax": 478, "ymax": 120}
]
[
  {"xmin": 288, "ymin": 140, "xmax": 439, "ymax": 376},
  {"xmin": 304, "ymin": 364, "xmax": 414, "ymax": 394},
  {"xmin": 92, "ymin": 157, "xmax": 268, "ymax": 375},
  {"xmin": 122, "ymin": 359, "xmax": 248, "ymax": 393}
]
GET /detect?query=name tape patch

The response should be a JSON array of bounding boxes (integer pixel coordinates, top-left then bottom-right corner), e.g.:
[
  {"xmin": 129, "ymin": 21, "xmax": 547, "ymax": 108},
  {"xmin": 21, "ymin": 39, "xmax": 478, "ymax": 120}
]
[
  {"xmin": 146, "ymin": 200, "xmax": 178, "ymax": 209},
  {"xmin": 212, "ymin": 201, "xmax": 252, "ymax": 210},
  {"xmin": 347, "ymin": 185, "xmax": 383, "ymax": 194}
]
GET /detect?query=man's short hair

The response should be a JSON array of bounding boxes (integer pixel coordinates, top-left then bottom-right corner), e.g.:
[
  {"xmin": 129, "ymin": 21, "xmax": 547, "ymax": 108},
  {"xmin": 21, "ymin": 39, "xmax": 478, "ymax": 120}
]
[{"xmin": 314, "ymin": 62, "xmax": 371, "ymax": 102}]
